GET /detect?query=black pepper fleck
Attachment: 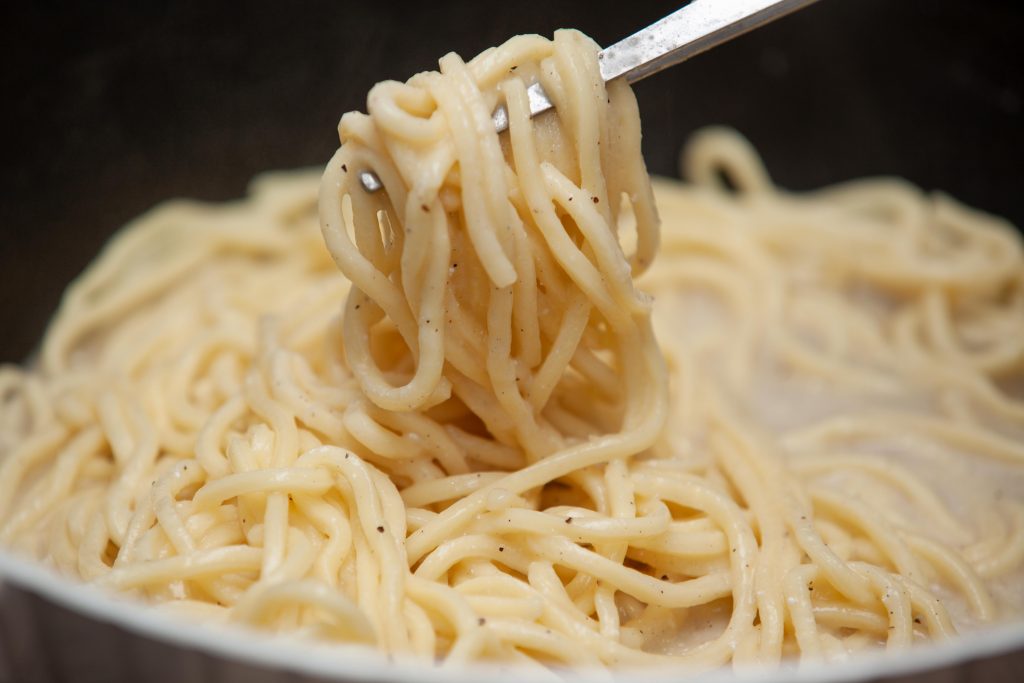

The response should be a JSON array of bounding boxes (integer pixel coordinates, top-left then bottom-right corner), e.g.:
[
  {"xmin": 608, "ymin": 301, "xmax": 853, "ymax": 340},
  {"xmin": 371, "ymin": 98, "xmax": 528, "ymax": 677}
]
[{"xmin": 377, "ymin": 525, "xmax": 385, "ymax": 533}]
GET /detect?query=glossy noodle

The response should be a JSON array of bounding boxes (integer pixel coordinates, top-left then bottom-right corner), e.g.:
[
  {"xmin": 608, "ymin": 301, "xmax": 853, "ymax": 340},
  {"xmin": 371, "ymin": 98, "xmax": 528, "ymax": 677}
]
[{"xmin": 1, "ymin": 30, "xmax": 1023, "ymax": 672}]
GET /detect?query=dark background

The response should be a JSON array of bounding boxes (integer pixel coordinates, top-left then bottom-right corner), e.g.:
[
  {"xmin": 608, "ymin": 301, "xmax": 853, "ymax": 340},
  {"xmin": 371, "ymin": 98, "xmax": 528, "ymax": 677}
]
[{"xmin": 1, "ymin": 0, "xmax": 1022, "ymax": 362}]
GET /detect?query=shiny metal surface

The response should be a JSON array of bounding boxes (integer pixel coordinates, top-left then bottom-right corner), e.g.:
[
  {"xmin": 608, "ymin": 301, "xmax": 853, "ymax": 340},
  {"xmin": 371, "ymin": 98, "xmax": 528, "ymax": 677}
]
[{"xmin": 599, "ymin": 0, "xmax": 819, "ymax": 84}]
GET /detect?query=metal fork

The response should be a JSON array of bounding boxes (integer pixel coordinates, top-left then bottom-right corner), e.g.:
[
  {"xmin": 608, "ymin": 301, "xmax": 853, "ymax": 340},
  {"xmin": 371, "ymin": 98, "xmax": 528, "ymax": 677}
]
[{"xmin": 358, "ymin": 0, "xmax": 817, "ymax": 193}]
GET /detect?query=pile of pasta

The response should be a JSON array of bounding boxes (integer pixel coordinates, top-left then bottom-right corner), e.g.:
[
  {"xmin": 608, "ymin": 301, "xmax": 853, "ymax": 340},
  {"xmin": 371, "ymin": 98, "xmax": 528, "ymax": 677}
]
[{"xmin": 1, "ymin": 29, "xmax": 1023, "ymax": 672}]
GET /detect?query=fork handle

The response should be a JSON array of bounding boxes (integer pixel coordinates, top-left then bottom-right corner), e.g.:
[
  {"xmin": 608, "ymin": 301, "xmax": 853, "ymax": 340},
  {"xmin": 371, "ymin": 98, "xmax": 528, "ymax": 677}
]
[{"xmin": 599, "ymin": 0, "xmax": 819, "ymax": 85}]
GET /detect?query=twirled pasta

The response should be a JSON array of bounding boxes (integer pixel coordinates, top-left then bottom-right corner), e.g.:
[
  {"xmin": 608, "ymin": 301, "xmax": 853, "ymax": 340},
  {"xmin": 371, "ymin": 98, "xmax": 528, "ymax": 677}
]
[{"xmin": 1, "ymin": 30, "xmax": 1023, "ymax": 673}]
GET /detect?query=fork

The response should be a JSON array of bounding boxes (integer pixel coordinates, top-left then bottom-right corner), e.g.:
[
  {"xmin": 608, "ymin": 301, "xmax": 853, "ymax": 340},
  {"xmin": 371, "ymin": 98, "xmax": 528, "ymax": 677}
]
[{"xmin": 358, "ymin": 0, "xmax": 818, "ymax": 193}]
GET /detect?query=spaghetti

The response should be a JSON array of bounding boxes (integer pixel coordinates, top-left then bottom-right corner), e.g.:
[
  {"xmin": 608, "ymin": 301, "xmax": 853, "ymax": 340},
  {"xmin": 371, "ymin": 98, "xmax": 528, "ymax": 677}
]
[{"xmin": 1, "ymin": 29, "xmax": 1023, "ymax": 671}]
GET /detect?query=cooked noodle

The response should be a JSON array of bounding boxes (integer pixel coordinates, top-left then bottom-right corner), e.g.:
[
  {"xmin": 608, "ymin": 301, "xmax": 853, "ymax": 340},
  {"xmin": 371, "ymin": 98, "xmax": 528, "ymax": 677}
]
[{"xmin": 1, "ymin": 29, "xmax": 1023, "ymax": 671}]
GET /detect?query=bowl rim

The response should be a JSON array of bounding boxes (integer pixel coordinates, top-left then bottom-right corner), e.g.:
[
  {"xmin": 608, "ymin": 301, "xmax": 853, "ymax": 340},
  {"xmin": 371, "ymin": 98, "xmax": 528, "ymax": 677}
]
[{"xmin": 2, "ymin": 548, "xmax": 1022, "ymax": 682}]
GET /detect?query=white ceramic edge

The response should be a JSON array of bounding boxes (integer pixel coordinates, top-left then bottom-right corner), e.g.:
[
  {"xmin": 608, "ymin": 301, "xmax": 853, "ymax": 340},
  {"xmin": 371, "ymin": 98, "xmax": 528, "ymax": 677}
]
[{"xmin": 2, "ymin": 547, "xmax": 1022, "ymax": 683}]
